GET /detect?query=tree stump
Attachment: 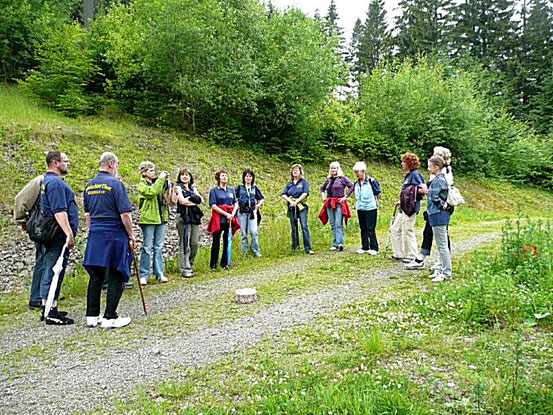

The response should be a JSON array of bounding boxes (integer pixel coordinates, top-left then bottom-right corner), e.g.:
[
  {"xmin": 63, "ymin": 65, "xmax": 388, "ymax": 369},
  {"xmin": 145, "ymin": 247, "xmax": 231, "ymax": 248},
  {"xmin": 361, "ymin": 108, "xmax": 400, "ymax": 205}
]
[{"xmin": 235, "ymin": 288, "xmax": 256, "ymax": 304}]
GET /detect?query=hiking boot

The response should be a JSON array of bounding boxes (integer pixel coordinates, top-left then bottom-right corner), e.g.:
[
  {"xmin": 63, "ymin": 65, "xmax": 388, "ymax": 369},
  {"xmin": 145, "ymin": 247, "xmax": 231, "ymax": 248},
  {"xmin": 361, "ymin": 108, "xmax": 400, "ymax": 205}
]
[
  {"xmin": 329, "ymin": 246, "xmax": 337, "ymax": 251},
  {"xmin": 338, "ymin": 244, "xmax": 344, "ymax": 251},
  {"xmin": 45, "ymin": 309, "xmax": 74, "ymax": 325},
  {"xmin": 367, "ymin": 250, "xmax": 378, "ymax": 255},
  {"xmin": 405, "ymin": 260, "xmax": 425, "ymax": 270},
  {"xmin": 307, "ymin": 250, "xmax": 315, "ymax": 255},
  {"xmin": 183, "ymin": 271, "xmax": 193, "ymax": 278},
  {"xmin": 40, "ymin": 306, "xmax": 68, "ymax": 322},
  {"xmin": 86, "ymin": 316, "xmax": 101, "ymax": 327},
  {"xmin": 402, "ymin": 257, "xmax": 416, "ymax": 263},
  {"xmin": 124, "ymin": 282, "xmax": 134, "ymax": 289},
  {"xmin": 158, "ymin": 276, "xmax": 169, "ymax": 283},
  {"xmin": 139, "ymin": 277, "xmax": 147, "ymax": 286},
  {"xmin": 101, "ymin": 316, "xmax": 131, "ymax": 329},
  {"xmin": 29, "ymin": 300, "xmax": 42, "ymax": 309}
]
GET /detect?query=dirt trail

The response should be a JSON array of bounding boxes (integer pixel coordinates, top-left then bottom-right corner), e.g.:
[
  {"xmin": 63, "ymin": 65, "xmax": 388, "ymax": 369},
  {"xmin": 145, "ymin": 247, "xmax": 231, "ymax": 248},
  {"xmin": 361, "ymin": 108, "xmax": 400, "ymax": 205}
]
[{"xmin": 0, "ymin": 232, "xmax": 498, "ymax": 414}]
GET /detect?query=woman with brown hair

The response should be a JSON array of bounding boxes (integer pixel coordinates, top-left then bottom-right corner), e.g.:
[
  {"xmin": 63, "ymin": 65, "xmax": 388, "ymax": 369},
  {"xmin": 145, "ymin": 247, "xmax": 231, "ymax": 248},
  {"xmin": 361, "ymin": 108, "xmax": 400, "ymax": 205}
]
[
  {"xmin": 281, "ymin": 164, "xmax": 314, "ymax": 254},
  {"xmin": 207, "ymin": 169, "xmax": 239, "ymax": 270},
  {"xmin": 172, "ymin": 168, "xmax": 203, "ymax": 278},
  {"xmin": 390, "ymin": 152, "xmax": 425, "ymax": 261}
]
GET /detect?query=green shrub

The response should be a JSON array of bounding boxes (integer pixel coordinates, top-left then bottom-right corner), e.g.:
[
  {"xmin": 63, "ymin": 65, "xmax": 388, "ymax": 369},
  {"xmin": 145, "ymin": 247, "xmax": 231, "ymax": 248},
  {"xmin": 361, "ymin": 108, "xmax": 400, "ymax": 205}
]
[
  {"xmin": 415, "ymin": 217, "xmax": 553, "ymax": 328},
  {"xmin": 20, "ymin": 23, "xmax": 101, "ymax": 116}
]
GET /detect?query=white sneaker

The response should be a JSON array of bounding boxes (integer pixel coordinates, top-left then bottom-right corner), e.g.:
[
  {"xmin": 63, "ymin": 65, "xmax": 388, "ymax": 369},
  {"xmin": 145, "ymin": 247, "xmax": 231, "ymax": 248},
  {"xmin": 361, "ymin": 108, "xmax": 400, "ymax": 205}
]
[
  {"xmin": 330, "ymin": 246, "xmax": 337, "ymax": 251},
  {"xmin": 429, "ymin": 262, "xmax": 440, "ymax": 271},
  {"xmin": 159, "ymin": 276, "xmax": 169, "ymax": 283},
  {"xmin": 101, "ymin": 316, "xmax": 131, "ymax": 329},
  {"xmin": 405, "ymin": 260, "xmax": 425, "ymax": 270},
  {"xmin": 86, "ymin": 316, "xmax": 101, "ymax": 327},
  {"xmin": 254, "ymin": 252, "xmax": 262, "ymax": 258},
  {"xmin": 356, "ymin": 248, "xmax": 368, "ymax": 254},
  {"xmin": 139, "ymin": 278, "xmax": 147, "ymax": 285},
  {"xmin": 428, "ymin": 270, "xmax": 441, "ymax": 279},
  {"xmin": 431, "ymin": 273, "xmax": 448, "ymax": 282},
  {"xmin": 367, "ymin": 250, "xmax": 378, "ymax": 255}
]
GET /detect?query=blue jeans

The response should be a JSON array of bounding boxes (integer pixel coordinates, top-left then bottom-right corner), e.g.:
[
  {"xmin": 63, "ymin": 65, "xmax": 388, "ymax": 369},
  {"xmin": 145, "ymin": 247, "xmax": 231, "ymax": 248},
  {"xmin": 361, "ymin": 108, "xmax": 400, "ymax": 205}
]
[
  {"xmin": 326, "ymin": 205, "xmax": 344, "ymax": 247},
  {"xmin": 433, "ymin": 225, "xmax": 452, "ymax": 277},
  {"xmin": 237, "ymin": 212, "xmax": 260, "ymax": 254},
  {"xmin": 139, "ymin": 223, "xmax": 167, "ymax": 280},
  {"xmin": 288, "ymin": 206, "xmax": 312, "ymax": 252},
  {"xmin": 38, "ymin": 239, "xmax": 69, "ymax": 300},
  {"xmin": 30, "ymin": 242, "xmax": 44, "ymax": 302}
]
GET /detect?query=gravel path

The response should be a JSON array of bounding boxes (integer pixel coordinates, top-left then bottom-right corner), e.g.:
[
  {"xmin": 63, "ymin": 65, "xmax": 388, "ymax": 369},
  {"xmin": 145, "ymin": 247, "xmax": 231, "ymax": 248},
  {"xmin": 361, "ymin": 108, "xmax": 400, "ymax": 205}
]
[{"xmin": 0, "ymin": 232, "xmax": 498, "ymax": 414}]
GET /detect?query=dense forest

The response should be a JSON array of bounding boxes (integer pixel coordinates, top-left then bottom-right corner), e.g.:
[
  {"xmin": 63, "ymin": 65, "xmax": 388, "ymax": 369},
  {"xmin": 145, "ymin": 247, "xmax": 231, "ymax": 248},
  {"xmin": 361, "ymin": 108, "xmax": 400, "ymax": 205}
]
[{"xmin": 1, "ymin": 0, "xmax": 552, "ymax": 187}]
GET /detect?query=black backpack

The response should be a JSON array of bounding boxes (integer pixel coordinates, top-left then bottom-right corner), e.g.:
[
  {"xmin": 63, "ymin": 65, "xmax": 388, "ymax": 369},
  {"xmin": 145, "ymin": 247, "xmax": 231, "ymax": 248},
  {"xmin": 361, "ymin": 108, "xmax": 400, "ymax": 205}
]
[{"xmin": 26, "ymin": 182, "xmax": 65, "ymax": 245}]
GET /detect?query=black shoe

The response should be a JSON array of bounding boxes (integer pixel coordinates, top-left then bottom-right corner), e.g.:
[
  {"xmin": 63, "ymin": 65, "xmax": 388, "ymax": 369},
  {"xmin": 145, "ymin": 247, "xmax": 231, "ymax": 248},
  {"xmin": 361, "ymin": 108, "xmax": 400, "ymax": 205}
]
[
  {"xmin": 40, "ymin": 306, "xmax": 68, "ymax": 322},
  {"xmin": 29, "ymin": 300, "xmax": 42, "ymax": 309},
  {"xmin": 45, "ymin": 309, "xmax": 74, "ymax": 325}
]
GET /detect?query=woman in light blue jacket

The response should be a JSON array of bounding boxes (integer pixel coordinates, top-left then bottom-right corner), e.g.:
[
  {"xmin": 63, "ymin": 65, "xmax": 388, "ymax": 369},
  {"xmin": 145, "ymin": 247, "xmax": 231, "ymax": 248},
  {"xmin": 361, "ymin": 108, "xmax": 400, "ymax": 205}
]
[{"xmin": 352, "ymin": 162, "xmax": 381, "ymax": 255}]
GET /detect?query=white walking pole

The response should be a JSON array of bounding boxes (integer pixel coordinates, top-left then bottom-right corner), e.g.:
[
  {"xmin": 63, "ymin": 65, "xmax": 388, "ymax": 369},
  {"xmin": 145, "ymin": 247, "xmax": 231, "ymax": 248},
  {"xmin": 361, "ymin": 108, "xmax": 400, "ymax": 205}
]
[{"xmin": 44, "ymin": 244, "xmax": 67, "ymax": 318}]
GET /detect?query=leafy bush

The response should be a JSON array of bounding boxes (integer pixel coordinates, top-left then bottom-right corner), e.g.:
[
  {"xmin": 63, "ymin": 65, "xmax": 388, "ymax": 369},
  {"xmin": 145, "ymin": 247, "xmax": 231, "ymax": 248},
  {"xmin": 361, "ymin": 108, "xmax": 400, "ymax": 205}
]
[
  {"xmin": 415, "ymin": 217, "xmax": 553, "ymax": 328},
  {"xmin": 355, "ymin": 58, "xmax": 553, "ymax": 187},
  {"xmin": 0, "ymin": 0, "xmax": 81, "ymax": 83},
  {"xmin": 20, "ymin": 23, "xmax": 101, "ymax": 116}
]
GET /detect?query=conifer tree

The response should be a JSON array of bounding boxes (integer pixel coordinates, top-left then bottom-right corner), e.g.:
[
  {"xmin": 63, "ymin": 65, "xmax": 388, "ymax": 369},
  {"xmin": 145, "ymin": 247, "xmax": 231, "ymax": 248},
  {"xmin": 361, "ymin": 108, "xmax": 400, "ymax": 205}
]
[
  {"xmin": 357, "ymin": 0, "xmax": 390, "ymax": 74},
  {"xmin": 394, "ymin": 0, "xmax": 453, "ymax": 59}
]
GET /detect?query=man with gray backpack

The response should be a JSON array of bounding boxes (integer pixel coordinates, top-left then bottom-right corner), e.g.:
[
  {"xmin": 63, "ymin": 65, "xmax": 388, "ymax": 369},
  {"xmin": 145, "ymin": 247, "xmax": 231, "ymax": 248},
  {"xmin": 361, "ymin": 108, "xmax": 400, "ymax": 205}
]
[{"xmin": 15, "ymin": 151, "xmax": 78, "ymax": 325}]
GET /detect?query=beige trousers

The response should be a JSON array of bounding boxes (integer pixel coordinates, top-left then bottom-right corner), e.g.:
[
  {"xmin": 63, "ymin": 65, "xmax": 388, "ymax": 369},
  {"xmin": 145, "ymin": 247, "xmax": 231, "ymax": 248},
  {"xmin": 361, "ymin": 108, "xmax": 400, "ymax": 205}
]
[{"xmin": 390, "ymin": 211, "xmax": 418, "ymax": 259}]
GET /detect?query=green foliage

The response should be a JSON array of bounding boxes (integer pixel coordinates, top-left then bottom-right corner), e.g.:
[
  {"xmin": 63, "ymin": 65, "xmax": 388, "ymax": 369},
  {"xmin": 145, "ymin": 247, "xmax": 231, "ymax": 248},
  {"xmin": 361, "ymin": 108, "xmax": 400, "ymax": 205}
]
[
  {"xmin": 20, "ymin": 23, "xmax": 101, "ymax": 116},
  {"xmin": 355, "ymin": 58, "xmax": 553, "ymax": 187},
  {"xmin": 416, "ymin": 217, "xmax": 553, "ymax": 329},
  {"xmin": 0, "ymin": 0, "xmax": 77, "ymax": 83}
]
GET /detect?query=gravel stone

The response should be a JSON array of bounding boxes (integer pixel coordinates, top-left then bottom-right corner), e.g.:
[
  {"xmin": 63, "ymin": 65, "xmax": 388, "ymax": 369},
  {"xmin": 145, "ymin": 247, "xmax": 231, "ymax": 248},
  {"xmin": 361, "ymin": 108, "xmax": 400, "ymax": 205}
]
[{"xmin": 0, "ymin": 232, "xmax": 498, "ymax": 414}]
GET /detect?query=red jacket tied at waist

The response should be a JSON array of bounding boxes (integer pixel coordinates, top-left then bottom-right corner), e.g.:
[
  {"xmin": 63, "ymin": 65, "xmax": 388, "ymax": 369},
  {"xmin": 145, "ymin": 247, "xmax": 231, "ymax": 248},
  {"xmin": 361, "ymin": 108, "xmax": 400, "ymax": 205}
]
[
  {"xmin": 318, "ymin": 198, "xmax": 352, "ymax": 225},
  {"xmin": 207, "ymin": 204, "xmax": 240, "ymax": 236}
]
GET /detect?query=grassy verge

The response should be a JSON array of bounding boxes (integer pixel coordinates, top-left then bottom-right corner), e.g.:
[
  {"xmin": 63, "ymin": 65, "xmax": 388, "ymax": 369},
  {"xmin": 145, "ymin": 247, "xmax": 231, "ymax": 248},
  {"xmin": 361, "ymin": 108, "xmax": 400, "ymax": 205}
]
[{"xmin": 100, "ymin": 218, "xmax": 553, "ymax": 415}]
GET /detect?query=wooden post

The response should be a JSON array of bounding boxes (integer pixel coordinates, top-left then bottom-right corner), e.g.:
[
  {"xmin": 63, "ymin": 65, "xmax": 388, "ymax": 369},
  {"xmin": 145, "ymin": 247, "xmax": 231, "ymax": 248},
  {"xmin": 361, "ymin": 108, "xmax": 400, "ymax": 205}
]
[{"xmin": 83, "ymin": 0, "xmax": 94, "ymax": 29}]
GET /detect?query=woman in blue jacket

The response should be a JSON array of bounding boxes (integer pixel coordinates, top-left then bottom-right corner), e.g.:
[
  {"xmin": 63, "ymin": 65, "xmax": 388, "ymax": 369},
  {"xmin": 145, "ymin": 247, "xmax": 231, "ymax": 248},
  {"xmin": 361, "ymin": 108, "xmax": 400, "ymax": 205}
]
[{"xmin": 426, "ymin": 156, "xmax": 451, "ymax": 282}]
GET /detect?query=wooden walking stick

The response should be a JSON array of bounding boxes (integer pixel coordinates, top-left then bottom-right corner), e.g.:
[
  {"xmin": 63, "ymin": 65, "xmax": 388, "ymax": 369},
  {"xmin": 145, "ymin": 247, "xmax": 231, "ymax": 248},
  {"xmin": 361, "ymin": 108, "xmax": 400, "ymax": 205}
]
[{"xmin": 130, "ymin": 241, "xmax": 147, "ymax": 315}]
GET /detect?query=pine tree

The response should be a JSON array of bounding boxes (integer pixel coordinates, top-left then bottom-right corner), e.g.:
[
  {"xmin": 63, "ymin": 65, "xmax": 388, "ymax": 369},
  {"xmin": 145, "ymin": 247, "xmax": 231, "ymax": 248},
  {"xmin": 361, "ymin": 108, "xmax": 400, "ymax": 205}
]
[
  {"xmin": 323, "ymin": 0, "xmax": 346, "ymax": 56},
  {"xmin": 357, "ymin": 0, "xmax": 390, "ymax": 74},
  {"xmin": 394, "ymin": 0, "xmax": 453, "ymax": 59},
  {"xmin": 450, "ymin": 0, "xmax": 518, "ymax": 66},
  {"xmin": 348, "ymin": 18, "xmax": 363, "ymax": 70},
  {"xmin": 521, "ymin": 0, "xmax": 553, "ymax": 119}
]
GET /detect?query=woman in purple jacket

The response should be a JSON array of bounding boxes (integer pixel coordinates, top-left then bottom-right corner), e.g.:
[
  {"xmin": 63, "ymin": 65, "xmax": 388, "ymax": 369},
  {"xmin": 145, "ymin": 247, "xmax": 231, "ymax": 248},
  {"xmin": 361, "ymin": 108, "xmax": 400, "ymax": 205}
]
[{"xmin": 319, "ymin": 161, "xmax": 354, "ymax": 251}]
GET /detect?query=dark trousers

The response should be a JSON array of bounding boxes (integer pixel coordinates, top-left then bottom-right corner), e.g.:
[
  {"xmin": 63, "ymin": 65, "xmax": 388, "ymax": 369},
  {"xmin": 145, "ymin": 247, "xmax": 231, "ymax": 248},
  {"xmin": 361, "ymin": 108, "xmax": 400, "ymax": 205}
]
[
  {"xmin": 420, "ymin": 213, "xmax": 452, "ymax": 255},
  {"xmin": 358, "ymin": 209, "xmax": 378, "ymax": 251},
  {"xmin": 86, "ymin": 266, "xmax": 125, "ymax": 320},
  {"xmin": 210, "ymin": 222, "xmax": 230, "ymax": 268}
]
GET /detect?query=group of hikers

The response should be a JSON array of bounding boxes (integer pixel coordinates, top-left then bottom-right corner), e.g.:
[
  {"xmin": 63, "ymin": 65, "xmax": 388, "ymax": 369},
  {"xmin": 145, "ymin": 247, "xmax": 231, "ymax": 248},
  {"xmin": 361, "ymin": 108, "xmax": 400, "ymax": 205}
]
[{"xmin": 15, "ymin": 146, "xmax": 460, "ymax": 328}]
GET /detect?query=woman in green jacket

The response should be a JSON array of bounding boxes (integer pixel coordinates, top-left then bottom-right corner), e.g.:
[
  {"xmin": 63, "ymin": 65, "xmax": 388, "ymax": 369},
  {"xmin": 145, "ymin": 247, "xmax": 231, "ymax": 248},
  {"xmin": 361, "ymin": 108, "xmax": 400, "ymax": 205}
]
[{"xmin": 138, "ymin": 161, "xmax": 169, "ymax": 285}]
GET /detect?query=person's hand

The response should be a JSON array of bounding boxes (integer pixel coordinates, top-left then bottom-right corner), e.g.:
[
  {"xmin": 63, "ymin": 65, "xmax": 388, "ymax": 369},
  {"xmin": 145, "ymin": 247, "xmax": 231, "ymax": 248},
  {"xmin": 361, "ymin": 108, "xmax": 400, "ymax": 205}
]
[
  {"xmin": 289, "ymin": 201, "xmax": 297, "ymax": 208},
  {"xmin": 159, "ymin": 171, "xmax": 168, "ymax": 179},
  {"xmin": 338, "ymin": 196, "xmax": 346, "ymax": 203},
  {"xmin": 226, "ymin": 212, "xmax": 233, "ymax": 219},
  {"xmin": 129, "ymin": 234, "xmax": 136, "ymax": 250},
  {"xmin": 66, "ymin": 233, "xmax": 75, "ymax": 250}
]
